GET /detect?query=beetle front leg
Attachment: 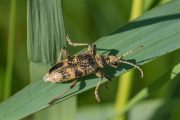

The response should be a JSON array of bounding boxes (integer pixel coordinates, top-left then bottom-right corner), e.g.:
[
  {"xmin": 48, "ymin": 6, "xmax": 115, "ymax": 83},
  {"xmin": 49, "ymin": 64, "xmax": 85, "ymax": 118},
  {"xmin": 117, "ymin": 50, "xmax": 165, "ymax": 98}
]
[
  {"xmin": 66, "ymin": 34, "xmax": 97, "ymax": 55},
  {"xmin": 66, "ymin": 34, "xmax": 89, "ymax": 47},
  {"xmin": 57, "ymin": 47, "xmax": 71, "ymax": 63},
  {"xmin": 88, "ymin": 44, "xmax": 96, "ymax": 55},
  {"xmin": 56, "ymin": 48, "xmax": 63, "ymax": 63},
  {"xmin": 63, "ymin": 47, "xmax": 71, "ymax": 60}
]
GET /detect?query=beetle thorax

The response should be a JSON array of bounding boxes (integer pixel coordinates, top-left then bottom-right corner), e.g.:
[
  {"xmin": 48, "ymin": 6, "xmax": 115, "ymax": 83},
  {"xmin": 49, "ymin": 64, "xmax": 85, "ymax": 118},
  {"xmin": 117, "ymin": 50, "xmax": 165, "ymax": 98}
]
[
  {"xmin": 95, "ymin": 55, "xmax": 119, "ymax": 68},
  {"xmin": 95, "ymin": 55, "xmax": 107, "ymax": 68}
]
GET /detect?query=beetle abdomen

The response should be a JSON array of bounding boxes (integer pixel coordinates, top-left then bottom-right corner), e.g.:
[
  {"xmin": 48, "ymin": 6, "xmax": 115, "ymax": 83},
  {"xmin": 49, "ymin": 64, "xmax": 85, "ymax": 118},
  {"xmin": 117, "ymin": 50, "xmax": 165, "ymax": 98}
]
[{"xmin": 44, "ymin": 52, "xmax": 98, "ymax": 83}]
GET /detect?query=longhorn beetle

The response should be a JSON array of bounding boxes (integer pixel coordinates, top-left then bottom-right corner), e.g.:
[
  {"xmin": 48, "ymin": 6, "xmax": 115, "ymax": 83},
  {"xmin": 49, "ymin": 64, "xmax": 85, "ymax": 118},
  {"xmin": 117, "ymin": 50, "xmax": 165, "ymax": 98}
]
[{"xmin": 44, "ymin": 35, "xmax": 144, "ymax": 105}]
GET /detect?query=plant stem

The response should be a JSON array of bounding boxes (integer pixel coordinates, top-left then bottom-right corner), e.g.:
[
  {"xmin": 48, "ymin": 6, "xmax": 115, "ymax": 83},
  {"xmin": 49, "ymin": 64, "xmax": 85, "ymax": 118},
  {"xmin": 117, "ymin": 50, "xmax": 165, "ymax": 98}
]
[
  {"xmin": 4, "ymin": 0, "xmax": 16, "ymax": 99},
  {"xmin": 115, "ymin": 73, "xmax": 134, "ymax": 120},
  {"xmin": 114, "ymin": 0, "xmax": 143, "ymax": 120}
]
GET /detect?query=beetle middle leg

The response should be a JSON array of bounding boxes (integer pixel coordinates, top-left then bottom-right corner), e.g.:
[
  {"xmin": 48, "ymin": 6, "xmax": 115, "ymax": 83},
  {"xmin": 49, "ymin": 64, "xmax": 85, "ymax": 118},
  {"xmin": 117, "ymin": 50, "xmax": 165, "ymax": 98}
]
[
  {"xmin": 97, "ymin": 70, "xmax": 111, "ymax": 89},
  {"xmin": 103, "ymin": 73, "xmax": 111, "ymax": 89},
  {"xmin": 95, "ymin": 70, "xmax": 111, "ymax": 102}
]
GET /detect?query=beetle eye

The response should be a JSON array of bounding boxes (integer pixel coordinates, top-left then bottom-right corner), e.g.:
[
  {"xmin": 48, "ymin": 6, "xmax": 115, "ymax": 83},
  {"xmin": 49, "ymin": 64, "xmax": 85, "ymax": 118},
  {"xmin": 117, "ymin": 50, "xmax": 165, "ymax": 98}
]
[{"xmin": 113, "ymin": 62, "xmax": 118, "ymax": 66}]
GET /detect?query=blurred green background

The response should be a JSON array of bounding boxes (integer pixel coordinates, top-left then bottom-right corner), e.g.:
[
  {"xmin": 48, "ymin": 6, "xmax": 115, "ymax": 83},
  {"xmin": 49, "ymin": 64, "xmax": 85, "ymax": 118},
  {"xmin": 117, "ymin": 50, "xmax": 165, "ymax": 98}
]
[{"xmin": 0, "ymin": 0, "xmax": 180, "ymax": 120}]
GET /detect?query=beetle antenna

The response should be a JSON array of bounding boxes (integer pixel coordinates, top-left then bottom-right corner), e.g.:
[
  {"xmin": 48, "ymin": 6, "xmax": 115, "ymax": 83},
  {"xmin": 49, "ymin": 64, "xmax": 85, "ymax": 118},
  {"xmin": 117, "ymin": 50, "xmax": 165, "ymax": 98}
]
[
  {"xmin": 119, "ymin": 59, "xmax": 144, "ymax": 78},
  {"xmin": 122, "ymin": 45, "xmax": 143, "ymax": 58}
]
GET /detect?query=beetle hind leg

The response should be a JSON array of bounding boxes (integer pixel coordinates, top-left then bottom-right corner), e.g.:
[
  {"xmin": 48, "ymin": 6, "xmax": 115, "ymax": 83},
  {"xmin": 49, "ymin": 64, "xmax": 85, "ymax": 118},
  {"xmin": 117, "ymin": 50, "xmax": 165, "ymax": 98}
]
[{"xmin": 48, "ymin": 79, "xmax": 77, "ymax": 105}]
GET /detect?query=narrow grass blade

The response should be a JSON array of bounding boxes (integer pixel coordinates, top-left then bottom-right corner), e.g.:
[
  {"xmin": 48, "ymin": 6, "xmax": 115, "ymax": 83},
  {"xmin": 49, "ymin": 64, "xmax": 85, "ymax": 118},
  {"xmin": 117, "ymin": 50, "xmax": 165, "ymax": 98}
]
[
  {"xmin": 27, "ymin": 0, "xmax": 76, "ymax": 120},
  {"xmin": 4, "ymin": 0, "xmax": 16, "ymax": 99},
  {"xmin": 114, "ymin": 1, "xmax": 143, "ymax": 120},
  {"xmin": 27, "ymin": 0, "xmax": 66, "ymax": 65}
]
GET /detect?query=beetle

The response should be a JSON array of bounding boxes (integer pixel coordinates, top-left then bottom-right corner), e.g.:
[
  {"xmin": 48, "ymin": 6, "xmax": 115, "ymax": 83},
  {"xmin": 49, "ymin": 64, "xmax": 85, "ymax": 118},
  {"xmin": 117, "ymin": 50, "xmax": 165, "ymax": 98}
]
[{"xmin": 44, "ymin": 35, "xmax": 143, "ymax": 105}]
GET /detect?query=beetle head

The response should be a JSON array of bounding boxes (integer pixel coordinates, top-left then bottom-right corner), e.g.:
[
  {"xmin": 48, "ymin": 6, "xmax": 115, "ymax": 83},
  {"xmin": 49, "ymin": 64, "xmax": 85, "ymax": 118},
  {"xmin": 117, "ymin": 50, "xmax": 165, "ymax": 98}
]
[{"xmin": 107, "ymin": 55, "xmax": 119, "ymax": 68}]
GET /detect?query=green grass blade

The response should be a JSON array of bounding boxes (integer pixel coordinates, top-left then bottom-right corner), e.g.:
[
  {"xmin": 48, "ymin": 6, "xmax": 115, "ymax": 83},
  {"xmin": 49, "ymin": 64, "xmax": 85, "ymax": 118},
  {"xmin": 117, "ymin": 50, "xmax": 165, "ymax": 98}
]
[
  {"xmin": 114, "ymin": 1, "xmax": 143, "ymax": 119},
  {"xmin": 27, "ymin": 0, "xmax": 76, "ymax": 120},
  {"xmin": 27, "ymin": 0, "xmax": 66, "ymax": 65},
  {"xmin": 111, "ymin": 53, "xmax": 180, "ymax": 119},
  {"xmin": 0, "ymin": 0, "xmax": 180, "ymax": 119},
  {"xmin": 4, "ymin": 0, "xmax": 16, "ymax": 99},
  {"xmin": 149, "ymin": 72, "xmax": 180, "ymax": 120}
]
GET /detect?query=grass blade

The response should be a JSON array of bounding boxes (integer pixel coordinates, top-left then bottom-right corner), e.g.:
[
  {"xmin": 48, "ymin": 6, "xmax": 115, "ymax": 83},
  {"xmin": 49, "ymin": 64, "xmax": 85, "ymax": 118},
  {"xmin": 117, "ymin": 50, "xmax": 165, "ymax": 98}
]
[
  {"xmin": 111, "ymin": 52, "xmax": 180, "ymax": 119},
  {"xmin": 27, "ymin": 0, "xmax": 66, "ymax": 65},
  {"xmin": 27, "ymin": 0, "xmax": 76, "ymax": 120},
  {"xmin": 0, "ymin": 0, "xmax": 180, "ymax": 119},
  {"xmin": 4, "ymin": 0, "xmax": 16, "ymax": 99},
  {"xmin": 114, "ymin": 1, "xmax": 143, "ymax": 120}
]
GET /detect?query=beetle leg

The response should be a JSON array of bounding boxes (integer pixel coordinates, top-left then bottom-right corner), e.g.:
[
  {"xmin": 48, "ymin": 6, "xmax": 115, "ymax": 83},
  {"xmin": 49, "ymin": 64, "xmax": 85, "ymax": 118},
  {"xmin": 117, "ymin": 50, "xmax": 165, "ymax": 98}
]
[
  {"xmin": 48, "ymin": 80, "xmax": 77, "ymax": 105},
  {"xmin": 94, "ymin": 71, "xmax": 103, "ymax": 102},
  {"xmin": 95, "ymin": 78, "xmax": 102, "ymax": 103},
  {"xmin": 96, "ymin": 70, "xmax": 111, "ymax": 81},
  {"xmin": 66, "ymin": 34, "xmax": 89, "ymax": 47},
  {"xmin": 70, "ymin": 79, "xmax": 77, "ymax": 88},
  {"xmin": 63, "ymin": 47, "xmax": 72, "ymax": 60},
  {"xmin": 92, "ymin": 44, "xmax": 97, "ymax": 55},
  {"xmin": 95, "ymin": 70, "xmax": 111, "ymax": 90},
  {"xmin": 57, "ymin": 49, "xmax": 63, "ymax": 63},
  {"xmin": 88, "ymin": 44, "xmax": 96, "ymax": 55},
  {"xmin": 95, "ymin": 70, "xmax": 104, "ymax": 78},
  {"xmin": 62, "ymin": 47, "xmax": 70, "ymax": 58},
  {"xmin": 95, "ymin": 70, "xmax": 112, "ymax": 102},
  {"xmin": 95, "ymin": 79, "xmax": 102, "ymax": 103},
  {"xmin": 66, "ymin": 34, "xmax": 97, "ymax": 55},
  {"xmin": 103, "ymin": 74, "xmax": 111, "ymax": 89},
  {"xmin": 57, "ymin": 47, "xmax": 71, "ymax": 63}
]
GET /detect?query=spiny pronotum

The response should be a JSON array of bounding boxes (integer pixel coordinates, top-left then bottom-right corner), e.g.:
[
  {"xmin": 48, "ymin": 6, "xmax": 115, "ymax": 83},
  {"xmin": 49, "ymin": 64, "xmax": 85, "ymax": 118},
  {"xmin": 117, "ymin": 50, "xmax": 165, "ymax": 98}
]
[{"xmin": 44, "ymin": 35, "xmax": 144, "ymax": 105}]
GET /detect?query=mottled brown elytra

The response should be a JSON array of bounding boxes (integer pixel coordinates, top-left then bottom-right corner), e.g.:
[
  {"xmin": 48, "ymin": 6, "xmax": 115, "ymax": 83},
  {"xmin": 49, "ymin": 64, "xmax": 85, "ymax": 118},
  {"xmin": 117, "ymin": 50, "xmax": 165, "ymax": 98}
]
[{"xmin": 44, "ymin": 35, "xmax": 144, "ymax": 105}]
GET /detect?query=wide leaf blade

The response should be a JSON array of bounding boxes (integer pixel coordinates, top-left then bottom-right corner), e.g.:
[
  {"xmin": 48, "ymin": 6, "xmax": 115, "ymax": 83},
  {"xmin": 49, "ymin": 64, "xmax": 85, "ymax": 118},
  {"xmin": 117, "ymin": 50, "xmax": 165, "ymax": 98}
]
[{"xmin": 0, "ymin": 0, "xmax": 180, "ymax": 120}]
